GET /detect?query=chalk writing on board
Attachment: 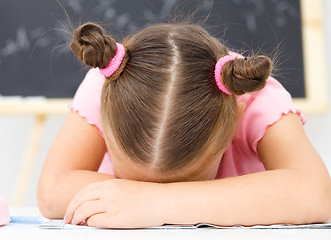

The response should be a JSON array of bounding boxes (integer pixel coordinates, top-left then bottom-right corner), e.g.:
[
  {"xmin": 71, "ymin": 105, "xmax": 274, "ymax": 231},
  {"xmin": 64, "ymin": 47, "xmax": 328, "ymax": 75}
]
[
  {"xmin": 0, "ymin": 0, "xmax": 304, "ymax": 98},
  {"xmin": 66, "ymin": 0, "xmax": 84, "ymax": 15},
  {"xmin": 232, "ymin": 0, "xmax": 299, "ymax": 33},
  {"xmin": 0, "ymin": 0, "xmax": 300, "ymax": 63},
  {"xmin": 1, "ymin": 27, "xmax": 30, "ymax": 58},
  {"xmin": 0, "ymin": 0, "xmax": 214, "ymax": 64},
  {"xmin": 273, "ymin": 0, "xmax": 299, "ymax": 28},
  {"xmin": 0, "ymin": 26, "xmax": 54, "ymax": 65}
]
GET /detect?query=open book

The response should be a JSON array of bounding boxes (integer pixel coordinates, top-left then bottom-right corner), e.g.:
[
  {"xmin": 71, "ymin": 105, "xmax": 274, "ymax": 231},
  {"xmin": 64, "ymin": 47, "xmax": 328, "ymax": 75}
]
[{"xmin": 39, "ymin": 219, "xmax": 331, "ymax": 230}]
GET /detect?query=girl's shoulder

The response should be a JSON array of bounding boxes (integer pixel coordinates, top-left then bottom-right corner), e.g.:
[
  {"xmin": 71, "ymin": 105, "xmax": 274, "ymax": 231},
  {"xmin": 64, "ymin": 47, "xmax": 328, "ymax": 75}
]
[
  {"xmin": 236, "ymin": 77, "xmax": 305, "ymax": 149},
  {"xmin": 217, "ymin": 77, "xmax": 305, "ymax": 179}
]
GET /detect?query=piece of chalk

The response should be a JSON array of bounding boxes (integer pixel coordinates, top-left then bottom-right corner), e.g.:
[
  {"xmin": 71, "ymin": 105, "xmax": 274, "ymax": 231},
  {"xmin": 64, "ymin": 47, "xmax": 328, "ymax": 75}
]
[{"xmin": 10, "ymin": 216, "xmax": 49, "ymax": 224}]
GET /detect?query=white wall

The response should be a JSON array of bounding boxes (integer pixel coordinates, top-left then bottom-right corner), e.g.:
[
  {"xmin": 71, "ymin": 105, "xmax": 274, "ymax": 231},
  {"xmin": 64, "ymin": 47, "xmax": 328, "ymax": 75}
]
[
  {"xmin": 1, "ymin": 0, "xmax": 331, "ymax": 207},
  {"xmin": 0, "ymin": 115, "xmax": 66, "ymax": 206}
]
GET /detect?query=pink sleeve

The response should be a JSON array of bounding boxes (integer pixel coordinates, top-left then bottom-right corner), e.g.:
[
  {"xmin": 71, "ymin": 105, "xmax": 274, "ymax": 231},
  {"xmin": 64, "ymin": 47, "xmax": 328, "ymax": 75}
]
[
  {"xmin": 69, "ymin": 68, "xmax": 105, "ymax": 135},
  {"xmin": 236, "ymin": 77, "xmax": 306, "ymax": 153},
  {"xmin": 69, "ymin": 69, "xmax": 114, "ymax": 175}
]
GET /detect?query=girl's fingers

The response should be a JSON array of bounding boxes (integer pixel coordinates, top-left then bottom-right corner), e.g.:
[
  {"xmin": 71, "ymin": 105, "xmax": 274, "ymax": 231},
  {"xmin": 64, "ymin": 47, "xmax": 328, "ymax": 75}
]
[
  {"xmin": 86, "ymin": 212, "xmax": 112, "ymax": 228},
  {"xmin": 86, "ymin": 212, "xmax": 151, "ymax": 229},
  {"xmin": 64, "ymin": 184, "xmax": 102, "ymax": 223},
  {"xmin": 70, "ymin": 200, "xmax": 105, "ymax": 225},
  {"xmin": 65, "ymin": 196, "xmax": 98, "ymax": 224}
]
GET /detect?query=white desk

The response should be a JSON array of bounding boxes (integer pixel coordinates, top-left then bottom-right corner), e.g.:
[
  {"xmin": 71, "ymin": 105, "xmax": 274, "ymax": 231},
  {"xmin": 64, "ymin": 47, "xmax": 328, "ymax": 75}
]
[{"xmin": 1, "ymin": 208, "xmax": 331, "ymax": 240}]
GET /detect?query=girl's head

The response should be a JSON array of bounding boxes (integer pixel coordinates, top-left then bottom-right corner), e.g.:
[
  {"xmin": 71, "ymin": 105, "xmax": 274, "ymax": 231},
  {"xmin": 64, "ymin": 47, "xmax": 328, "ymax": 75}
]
[{"xmin": 70, "ymin": 22, "xmax": 272, "ymax": 182}]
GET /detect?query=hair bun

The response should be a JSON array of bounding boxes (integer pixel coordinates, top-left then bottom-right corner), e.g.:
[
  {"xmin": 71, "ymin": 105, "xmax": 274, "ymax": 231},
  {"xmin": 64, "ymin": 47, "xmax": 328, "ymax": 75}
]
[
  {"xmin": 70, "ymin": 22, "xmax": 117, "ymax": 69},
  {"xmin": 221, "ymin": 55, "xmax": 272, "ymax": 95}
]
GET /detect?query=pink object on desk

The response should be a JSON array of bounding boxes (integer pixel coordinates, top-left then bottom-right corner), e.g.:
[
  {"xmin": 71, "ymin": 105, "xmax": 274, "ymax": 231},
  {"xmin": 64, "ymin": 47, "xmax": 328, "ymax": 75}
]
[{"xmin": 0, "ymin": 196, "xmax": 10, "ymax": 226}]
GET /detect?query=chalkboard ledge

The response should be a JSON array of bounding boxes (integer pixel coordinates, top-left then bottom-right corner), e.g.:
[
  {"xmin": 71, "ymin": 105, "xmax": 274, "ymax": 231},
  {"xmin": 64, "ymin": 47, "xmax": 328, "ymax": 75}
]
[{"xmin": 0, "ymin": 98, "xmax": 70, "ymax": 115}]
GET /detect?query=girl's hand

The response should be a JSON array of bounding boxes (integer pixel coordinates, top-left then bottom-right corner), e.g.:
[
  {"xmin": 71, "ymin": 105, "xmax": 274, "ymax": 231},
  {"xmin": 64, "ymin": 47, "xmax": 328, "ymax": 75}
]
[{"xmin": 63, "ymin": 179, "xmax": 166, "ymax": 228}]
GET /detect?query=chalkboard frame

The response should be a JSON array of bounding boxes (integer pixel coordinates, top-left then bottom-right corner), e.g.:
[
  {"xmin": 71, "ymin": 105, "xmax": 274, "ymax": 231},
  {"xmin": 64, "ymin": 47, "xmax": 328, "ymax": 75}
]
[
  {"xmin": 0, "ymin": 0, "xmax": 327, "ymax": 115},
  {"xmin": 294, "ymin": 0, "xmax": 327, "ymax": 114}
]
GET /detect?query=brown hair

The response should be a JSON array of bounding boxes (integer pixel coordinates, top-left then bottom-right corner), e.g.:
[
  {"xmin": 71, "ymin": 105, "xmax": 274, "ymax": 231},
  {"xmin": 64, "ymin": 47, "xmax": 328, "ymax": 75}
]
[{"xmin": 70, "ymin": 22, "xmax": 272, "ymax": 173}]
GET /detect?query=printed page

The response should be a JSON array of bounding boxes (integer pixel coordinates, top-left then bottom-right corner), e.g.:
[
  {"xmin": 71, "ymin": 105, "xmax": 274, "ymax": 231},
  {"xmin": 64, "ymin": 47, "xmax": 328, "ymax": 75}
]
[{"xmin": 39, "ymin": 219, "xmax": 331, "ymax": 230}]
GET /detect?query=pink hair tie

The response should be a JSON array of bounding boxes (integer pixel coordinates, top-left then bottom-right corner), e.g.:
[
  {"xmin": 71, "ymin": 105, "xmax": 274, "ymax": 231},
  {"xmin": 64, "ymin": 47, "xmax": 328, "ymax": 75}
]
[
  {"xmin": 214, "ymin": 55, "xmax": 237, "ymax": 94},
  {"xmin": 99, "ymin": 43, "xmax": 125, "ymax": 77}
]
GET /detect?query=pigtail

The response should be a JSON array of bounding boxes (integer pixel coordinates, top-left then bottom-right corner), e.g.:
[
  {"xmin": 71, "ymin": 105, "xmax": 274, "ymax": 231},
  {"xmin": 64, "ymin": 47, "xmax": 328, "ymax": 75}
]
[
  {"xmin": 221, "ymin": 55, "xmax": 272, "ymax": 95},
  {"xmin": 70, "ymin": 22, "xmax": 128, "ymax": 80}
]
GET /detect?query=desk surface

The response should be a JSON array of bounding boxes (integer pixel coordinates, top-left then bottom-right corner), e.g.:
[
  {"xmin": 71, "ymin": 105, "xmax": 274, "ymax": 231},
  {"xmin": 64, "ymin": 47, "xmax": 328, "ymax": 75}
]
[{"xmin": 1, "ymin": 208, "xmax": 331, "ymax": 240}]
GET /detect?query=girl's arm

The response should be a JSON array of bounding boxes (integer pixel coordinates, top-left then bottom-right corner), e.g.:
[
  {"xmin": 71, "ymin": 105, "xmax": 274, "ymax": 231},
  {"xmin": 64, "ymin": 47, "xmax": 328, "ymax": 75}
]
[
  {"xmin": 37, "ymin": 111, "xmax": 115, "ymax": 218},
  {"xmin": 162, "ymin": 113, "xmax": 331, "ymax": 226},
  {"xmin": 64, "ymin": 113, "xmax": 331, "ymax": 228}
]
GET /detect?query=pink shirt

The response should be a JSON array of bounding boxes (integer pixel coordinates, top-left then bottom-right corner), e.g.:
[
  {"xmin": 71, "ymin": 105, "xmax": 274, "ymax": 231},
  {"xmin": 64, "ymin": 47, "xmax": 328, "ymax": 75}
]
[{"xmin": 69, "ymin": 68, "xmax": 305, "ymax": 179}]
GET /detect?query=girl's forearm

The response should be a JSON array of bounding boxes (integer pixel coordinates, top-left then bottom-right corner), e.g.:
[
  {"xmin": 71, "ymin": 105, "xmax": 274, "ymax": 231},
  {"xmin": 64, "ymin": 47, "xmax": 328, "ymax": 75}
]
[
  {"xmin": 160, "ymin": 169, "xmax": 331, "ymax": 226},
  {"xmin": 38, "ymin": 170, "xmax": 115, "ymax": 219}
]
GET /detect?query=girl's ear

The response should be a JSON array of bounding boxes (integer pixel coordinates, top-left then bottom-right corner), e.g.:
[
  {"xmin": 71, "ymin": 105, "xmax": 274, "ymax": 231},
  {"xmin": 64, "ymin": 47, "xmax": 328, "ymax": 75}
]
[{"xmin": 237, "ymin": 102, "xmax": 246, "ymax": 122}]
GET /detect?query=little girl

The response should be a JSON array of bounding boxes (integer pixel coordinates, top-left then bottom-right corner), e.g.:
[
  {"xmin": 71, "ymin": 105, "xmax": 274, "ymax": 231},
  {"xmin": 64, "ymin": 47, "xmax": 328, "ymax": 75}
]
[{"xmin": 38, "ymin": 22, "xmax": 331, "ymax": 228}]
